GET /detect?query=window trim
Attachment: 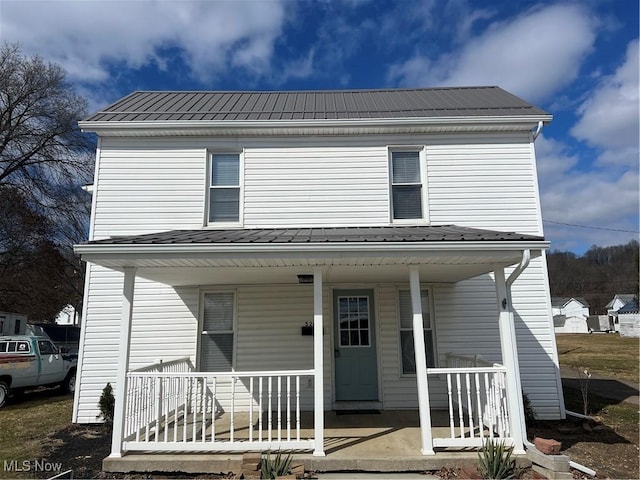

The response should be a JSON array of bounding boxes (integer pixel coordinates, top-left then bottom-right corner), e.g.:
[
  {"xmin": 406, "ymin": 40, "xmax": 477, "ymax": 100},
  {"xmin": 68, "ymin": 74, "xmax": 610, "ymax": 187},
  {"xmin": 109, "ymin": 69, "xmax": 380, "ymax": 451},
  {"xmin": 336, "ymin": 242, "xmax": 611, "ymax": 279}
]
[
  {"xmin": 396, "ymin": 286, "xmax": 437, "ymax": 377},
  {"xmin": 205, "ymin": 150, "xmax": 244, "ymax": 228},
  {"xmin": 388, "ymin": 146, "xmax": 429, "ymax": 224},
  {"xmin": 197, "ymin": 289, "xmax": 238, "ymax": 372}
]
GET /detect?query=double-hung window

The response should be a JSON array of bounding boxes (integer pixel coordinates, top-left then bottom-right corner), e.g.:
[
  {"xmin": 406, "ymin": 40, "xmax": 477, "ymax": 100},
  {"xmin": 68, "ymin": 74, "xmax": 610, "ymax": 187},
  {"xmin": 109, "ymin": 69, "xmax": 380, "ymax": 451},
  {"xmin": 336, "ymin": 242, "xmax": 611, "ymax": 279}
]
[
  {"xmin": 200, "ymin": 292, "xmax": 235, "ymax": 372},
  {"xmin": 398, "ymin": 289, "xmax": 436, "ymax": 374},
  {"xmin": 390, "ymin": 150, "xmax": 424, "ymax": 221},
  {"xmin": 209, "ymin": 153, "xmax": 240, "ymax": 224}
]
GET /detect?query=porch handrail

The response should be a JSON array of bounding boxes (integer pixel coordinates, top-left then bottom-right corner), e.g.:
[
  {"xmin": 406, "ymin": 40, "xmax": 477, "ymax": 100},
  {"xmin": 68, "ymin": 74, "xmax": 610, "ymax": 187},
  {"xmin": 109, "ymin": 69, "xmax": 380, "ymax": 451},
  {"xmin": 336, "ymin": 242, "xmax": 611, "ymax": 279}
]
[
  {"xmin": 445, "ymin": 352, "xmax": 498, "ymax": 368},
  {"xmin": 128, "ymin": 368, "xmax": 314, "ymax": 378},
  {"xmin": 121, "ymin": 367, "xmax": 315, "ymax": 453},
  {"xmin": 131, "ymin": 357, "xmax": 195, "ymax": 373}
]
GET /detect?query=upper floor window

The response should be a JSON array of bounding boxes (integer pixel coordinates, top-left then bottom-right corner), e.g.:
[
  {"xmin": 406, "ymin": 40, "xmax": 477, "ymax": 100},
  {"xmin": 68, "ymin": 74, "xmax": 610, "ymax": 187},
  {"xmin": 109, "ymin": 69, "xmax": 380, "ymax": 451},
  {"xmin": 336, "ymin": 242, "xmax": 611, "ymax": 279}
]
[
  {"xmin": 390, "ymin": 150, "xmax": 424, "ymax": 221},
  {"xmin": 209, "ymin": 153, "xmax": 240, "ymax": 224}
]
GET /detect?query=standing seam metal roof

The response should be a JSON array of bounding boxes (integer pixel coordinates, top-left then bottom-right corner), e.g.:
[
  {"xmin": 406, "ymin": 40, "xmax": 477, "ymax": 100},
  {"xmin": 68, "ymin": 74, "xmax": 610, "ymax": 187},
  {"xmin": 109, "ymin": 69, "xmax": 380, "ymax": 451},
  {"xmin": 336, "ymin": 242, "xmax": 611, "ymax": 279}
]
[
  {"xmin": 85, "ymin": 225, "xmax": 545, "ymax": 245},
  {"xmin": 83, "ymin": 86, "xmax": 549, "ymax": 122}
]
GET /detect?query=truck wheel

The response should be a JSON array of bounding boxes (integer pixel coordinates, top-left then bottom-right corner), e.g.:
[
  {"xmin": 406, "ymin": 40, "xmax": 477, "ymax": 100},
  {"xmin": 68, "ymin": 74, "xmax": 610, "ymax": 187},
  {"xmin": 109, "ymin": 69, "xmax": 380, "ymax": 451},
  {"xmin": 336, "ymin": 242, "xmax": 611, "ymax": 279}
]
[
  {"xmin": 0, "ymin": 381, "xmax": 8, "ymax": 408},
  {"xmin": 60, "ymin": 371, "xmax": 76, "ymax": 394}
]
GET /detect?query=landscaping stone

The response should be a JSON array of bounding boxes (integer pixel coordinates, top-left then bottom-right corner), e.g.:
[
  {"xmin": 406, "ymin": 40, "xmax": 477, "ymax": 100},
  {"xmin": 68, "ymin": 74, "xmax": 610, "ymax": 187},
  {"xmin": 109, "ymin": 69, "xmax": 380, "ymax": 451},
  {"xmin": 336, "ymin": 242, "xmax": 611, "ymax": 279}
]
[{"xmin": 534, "ymin": 437, "xmax": 562, "ymax": 455}]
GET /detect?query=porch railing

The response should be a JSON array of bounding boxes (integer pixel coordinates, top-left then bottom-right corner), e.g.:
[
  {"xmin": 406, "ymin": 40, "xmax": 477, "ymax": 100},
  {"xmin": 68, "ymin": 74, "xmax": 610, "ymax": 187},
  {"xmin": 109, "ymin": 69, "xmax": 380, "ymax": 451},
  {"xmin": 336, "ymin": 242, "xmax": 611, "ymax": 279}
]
[
  {"xmin": 427, "ymin": 354, "xmax": 512, "ymax": 448},
  {"xmin": 122, "ymin": 361, "xmax": 315, "ymax": 452}
]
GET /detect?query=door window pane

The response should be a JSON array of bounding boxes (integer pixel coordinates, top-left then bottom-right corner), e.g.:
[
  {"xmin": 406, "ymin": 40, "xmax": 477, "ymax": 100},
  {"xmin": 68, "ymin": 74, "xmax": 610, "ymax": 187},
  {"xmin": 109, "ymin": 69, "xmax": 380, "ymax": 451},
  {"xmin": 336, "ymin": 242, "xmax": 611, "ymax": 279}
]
[{"xmin": 338, "ymin": 296, "xmax": 371, "ymax": 347}]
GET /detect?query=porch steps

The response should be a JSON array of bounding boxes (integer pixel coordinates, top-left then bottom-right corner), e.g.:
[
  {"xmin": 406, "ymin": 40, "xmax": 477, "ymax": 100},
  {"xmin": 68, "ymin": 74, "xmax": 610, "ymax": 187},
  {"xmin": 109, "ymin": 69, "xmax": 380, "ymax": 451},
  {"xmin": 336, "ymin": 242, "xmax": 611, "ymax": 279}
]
[{"xmin": 103, "ymin": 452, "xmax": 532, "ymax": 475}]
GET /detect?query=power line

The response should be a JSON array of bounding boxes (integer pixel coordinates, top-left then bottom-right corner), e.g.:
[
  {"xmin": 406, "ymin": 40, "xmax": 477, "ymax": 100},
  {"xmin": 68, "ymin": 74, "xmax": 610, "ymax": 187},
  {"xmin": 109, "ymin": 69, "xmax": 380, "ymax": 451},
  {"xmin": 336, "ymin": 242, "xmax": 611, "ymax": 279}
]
[{"xmin": 543, "ymin": 219, "xmax": 640, "ymax": 234}]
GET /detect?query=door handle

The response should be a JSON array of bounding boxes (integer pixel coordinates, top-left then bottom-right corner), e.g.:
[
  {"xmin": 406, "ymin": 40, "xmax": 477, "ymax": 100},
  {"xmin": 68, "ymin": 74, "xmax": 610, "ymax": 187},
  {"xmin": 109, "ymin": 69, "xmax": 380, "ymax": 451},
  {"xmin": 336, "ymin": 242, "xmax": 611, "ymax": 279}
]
[{"xmin": 334, "ymin": 348, "xmax": 340, "ymax": 357}]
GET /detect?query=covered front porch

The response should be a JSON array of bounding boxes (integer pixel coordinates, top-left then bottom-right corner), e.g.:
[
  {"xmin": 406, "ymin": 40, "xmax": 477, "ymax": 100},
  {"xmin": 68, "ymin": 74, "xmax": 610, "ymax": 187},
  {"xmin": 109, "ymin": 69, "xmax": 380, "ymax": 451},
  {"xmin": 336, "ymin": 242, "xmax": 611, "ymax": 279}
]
[
  {"xmin": 74, "ymin": 225, "xmax": 548, "ymax": 461},
  {"xmin": 104, "ymin": 408, "xmax": 523, "ymax": 474}
]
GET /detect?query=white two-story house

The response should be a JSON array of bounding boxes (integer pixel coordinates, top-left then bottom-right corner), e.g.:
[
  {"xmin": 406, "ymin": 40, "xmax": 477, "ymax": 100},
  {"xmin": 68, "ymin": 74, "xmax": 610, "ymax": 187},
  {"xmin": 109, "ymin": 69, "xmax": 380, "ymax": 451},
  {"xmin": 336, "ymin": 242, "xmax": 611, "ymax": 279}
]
[{"xmin": 73, "ymin": 87, "xmax": 565, "ymax": 466}]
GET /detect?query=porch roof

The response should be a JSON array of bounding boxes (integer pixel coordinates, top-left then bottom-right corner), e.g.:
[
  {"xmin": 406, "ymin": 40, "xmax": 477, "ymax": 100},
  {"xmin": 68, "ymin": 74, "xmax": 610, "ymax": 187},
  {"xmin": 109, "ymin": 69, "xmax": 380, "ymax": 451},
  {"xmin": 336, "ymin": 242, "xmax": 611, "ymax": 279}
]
[{"xmin": 76, "ymin": 225, "xmax": 547, "ymax": 286}]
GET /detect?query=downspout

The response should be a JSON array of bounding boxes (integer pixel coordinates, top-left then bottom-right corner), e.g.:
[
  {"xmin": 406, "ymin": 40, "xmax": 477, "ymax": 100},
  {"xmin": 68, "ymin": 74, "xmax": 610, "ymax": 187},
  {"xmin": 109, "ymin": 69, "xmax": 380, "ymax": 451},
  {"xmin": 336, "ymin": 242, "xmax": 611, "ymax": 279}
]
[
  {"xmin": 532, "ymin": 120, "xmax": 543, "ymax": 141},
  {"xmin": 508, "ymin": 250, "xmax": 596, "ymax": 477}
]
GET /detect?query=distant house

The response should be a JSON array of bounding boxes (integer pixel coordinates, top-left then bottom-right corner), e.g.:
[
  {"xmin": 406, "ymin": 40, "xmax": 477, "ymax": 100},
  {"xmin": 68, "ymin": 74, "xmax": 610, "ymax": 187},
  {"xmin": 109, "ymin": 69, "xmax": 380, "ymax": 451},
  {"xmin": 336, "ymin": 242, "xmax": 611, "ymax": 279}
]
[
  {"xmin": 606, "ymin": 294, "xmax": 636, "ymax": 332},
  {"xmin": 551, "ymin": 298, "xmax": 590, "ymax": 334},
  {"xmin": 0, "ymin": 311, "xmax": 27, "ymax": 335},
  {"xmin": 55, "ymin": 304, "xmax": 81, "ymax": 326},
  {"xmin": 617, "ymin": 298, "xmax": 639, "ymax": 338}
]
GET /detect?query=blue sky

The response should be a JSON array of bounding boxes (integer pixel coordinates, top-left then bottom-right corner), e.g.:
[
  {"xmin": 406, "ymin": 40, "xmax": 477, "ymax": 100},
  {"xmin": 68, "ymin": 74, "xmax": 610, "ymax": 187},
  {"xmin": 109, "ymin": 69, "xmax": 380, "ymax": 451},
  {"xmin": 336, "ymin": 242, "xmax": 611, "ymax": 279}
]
[{"xmin": 1, "ymin": 0, "xmax": 638, "ymax": 253}]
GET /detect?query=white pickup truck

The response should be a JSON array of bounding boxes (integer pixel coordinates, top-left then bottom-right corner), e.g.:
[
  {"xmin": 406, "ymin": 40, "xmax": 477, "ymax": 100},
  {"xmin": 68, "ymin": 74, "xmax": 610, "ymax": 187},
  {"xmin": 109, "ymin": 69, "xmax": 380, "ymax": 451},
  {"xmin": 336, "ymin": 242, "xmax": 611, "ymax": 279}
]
[{"xmin": 0, "ymin": 335, "xmax": 77, "ymax": 407}]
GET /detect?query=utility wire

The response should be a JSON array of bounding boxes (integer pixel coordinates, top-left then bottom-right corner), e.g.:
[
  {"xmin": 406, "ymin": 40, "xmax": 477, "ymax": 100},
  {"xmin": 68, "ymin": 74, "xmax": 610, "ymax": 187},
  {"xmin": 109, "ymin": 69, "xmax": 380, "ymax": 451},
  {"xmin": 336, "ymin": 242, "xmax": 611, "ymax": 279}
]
[{"xmin": 543, "ymin": 219, "xmax": 640, "ymax": 234}]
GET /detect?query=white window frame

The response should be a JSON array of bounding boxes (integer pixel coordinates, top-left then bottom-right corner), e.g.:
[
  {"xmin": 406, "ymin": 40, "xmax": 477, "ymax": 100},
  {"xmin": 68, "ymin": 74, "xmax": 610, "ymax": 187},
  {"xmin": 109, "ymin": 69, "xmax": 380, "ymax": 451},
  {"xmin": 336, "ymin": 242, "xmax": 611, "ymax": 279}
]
[
  {"xmin": 205, "ymin": 150, "xmax": 244, "ymax": 227},
  {"xmin": 197, "ymin": 289, "xmax": 238, "ymax": 372},
  {"xmin": 397, "ymin": 286, "xmax": 437, "ymax": 376},
  {"xmin": 388, "ymin": 147, "xmax": 429, "ymax": 224}
]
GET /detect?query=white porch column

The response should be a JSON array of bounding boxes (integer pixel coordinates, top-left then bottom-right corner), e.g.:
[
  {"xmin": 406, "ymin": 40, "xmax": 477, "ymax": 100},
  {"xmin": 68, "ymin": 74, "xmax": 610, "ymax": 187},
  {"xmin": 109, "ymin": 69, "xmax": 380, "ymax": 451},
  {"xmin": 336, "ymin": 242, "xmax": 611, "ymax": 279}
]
[
  {"xmin": 409, "ymin": 266, "xmax": 435, "ymax": 455},
  {"xmin": 494, "ymin": 267, "xmax": 525, "ymax": 453},
  {"xmin": 110, "ymin": 267, "xmax": 137, "ymax": 457},
  {"xmin": 312, "ymin": 267, "xmax": 325, "ymax": 456}
]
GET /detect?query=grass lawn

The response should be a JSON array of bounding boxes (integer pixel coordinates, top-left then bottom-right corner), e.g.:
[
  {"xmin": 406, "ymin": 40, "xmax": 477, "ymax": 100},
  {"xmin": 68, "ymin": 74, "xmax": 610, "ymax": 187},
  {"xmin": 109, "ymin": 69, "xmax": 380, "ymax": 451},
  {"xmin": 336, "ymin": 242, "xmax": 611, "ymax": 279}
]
[
  {"xmin": 555, "ymin": 333, "xmax": 639, "ymax": 383},
  {"xmin": 0, "ymin": 391, "xmax": 74, "ymax": 479}
]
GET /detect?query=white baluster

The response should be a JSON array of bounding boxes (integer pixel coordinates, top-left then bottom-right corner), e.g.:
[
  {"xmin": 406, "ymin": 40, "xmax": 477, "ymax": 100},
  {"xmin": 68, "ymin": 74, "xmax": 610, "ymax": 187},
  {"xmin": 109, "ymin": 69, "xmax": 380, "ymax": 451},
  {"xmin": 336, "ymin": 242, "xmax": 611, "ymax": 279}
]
[
  {"xmin": 258, "ymin": 377, "xmax": 263, "ymax": 442},
  {"xmin": 475, "ymin": 372, "xmax": 484, "ymax": 441},
  {"xmin": 456, "ymin": 372, "xmax": 464, "ymax": 438},
  {"xmin": 277, "ymin": 376, "xmax": 282, "ymax": 442},
  {"xmin": 249, "ymin": 376, "xmax": 254, "ymax": 443},
  {"xmin": 465, "ymin": 373, "xmax": 474, "ymax": 438},
  {"xmin": 268, "ymin": 376, "xmax": 273, "ymax": 442},
  {"xmin": 296, "ymin": 376, "xmax": 301, "ymax": 441},
  {"xmin": 446, "ymin": 373, "xmax": 455, "ymax": 438},
  {"xmin": 231, "ymin": 376, "xmax": 236, "ymax": 443},
  {"xmin": 286, "ymin": 375, "xmax": 291, "ymax": 442}
]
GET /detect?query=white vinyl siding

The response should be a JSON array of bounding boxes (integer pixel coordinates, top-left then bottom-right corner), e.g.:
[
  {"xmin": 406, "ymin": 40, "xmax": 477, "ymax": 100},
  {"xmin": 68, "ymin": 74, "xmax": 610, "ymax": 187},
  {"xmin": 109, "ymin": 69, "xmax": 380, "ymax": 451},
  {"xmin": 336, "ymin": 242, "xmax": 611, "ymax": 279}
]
[
  {"xmin": 426, "ymin": 141, "xmax": 541, "ymax": 233},
  {"xmin": 73, "ymin": 265, "xmax": 198, "ymax": 423},
  {"xmin": 243, "ymin": 146, "xmax": 389, "ymax": 226},
  {"xmin": 398, "ymin": 289, "xmax": 435, "ymax": 373},
  {"xmin": 200, "ymin": 292, "xmax": 235, "ymax": 371}
]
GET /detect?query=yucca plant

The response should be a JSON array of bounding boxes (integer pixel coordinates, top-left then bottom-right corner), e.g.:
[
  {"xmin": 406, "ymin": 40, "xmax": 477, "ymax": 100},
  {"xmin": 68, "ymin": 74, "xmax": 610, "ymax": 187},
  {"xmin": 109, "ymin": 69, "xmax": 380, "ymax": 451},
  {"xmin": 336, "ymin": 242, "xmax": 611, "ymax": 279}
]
[
  {"xmin": 477, "ymin": 439, "xmax": 517, "ymax": 479},
  {"xmin": 260, "ymin": 450, "xmax": 293, "ymax": 479}
]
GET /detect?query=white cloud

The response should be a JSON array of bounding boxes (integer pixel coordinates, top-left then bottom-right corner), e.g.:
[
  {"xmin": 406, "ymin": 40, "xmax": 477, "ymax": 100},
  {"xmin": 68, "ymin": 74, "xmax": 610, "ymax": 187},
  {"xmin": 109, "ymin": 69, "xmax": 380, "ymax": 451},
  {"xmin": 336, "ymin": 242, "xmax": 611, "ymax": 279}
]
[
  {"xmin": 535, "ymin": 135, "xmax": 639, "ymax": 252},
  {"xmin": 571, "ymin": 39, "xmax": 639, "ymax": 168},
  {"xmin": 0, "ymin": 0, "xmax": 287, "ymax": 83},
  {"xmin": 388, "ymin": 3, "xmax": 597, "ymax": 103}
]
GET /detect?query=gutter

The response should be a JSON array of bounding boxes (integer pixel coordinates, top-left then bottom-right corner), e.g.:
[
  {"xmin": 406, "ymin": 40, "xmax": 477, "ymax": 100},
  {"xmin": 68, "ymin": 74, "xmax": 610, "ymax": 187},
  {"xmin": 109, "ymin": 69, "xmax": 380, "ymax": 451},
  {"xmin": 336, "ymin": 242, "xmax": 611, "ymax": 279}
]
[
  {"xmin": 79, "ymin": 114, "xmax": 553, "ymax": 134},
  {"xmin": 74, "ymin": 240, "xmax": 550, "ymax": 257}
]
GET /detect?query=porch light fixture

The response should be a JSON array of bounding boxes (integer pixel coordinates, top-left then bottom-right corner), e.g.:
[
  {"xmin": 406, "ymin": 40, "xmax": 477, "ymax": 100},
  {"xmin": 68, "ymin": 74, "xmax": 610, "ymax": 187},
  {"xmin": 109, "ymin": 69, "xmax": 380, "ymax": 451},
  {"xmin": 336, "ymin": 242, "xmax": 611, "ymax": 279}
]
[{"xmin": 297, "ymin": 274, "xmax": 314, "ymax": 284}]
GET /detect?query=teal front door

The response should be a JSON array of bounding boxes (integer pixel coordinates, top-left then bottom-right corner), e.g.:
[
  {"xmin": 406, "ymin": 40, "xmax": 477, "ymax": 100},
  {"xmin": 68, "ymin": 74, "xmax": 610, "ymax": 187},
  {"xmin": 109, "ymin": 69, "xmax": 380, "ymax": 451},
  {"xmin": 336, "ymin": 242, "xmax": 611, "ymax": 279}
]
[{"xmin": 333, "ymin": 289, "xmax": 378, "ymax": 401}]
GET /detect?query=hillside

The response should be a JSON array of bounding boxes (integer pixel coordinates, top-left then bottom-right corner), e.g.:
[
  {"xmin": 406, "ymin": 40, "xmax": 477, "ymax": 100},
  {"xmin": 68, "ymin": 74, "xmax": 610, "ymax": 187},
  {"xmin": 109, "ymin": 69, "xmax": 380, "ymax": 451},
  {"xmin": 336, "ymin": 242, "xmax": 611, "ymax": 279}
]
[{"xmin": 546, "ymin": 240, "xmax": 639, "ymax": 314}]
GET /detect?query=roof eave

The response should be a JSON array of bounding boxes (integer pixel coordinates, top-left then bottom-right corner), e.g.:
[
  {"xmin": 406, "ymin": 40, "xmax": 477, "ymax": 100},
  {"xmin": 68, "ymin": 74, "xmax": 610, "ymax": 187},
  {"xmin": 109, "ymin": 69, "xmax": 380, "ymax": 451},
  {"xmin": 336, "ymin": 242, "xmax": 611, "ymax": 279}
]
[
  {"xmin": 75, "ymin": 239, "xmax": 550, "ymax": 258},
  {"xmin": 79, "ymin": 114, "xmax": 553, "ymax": 135}
]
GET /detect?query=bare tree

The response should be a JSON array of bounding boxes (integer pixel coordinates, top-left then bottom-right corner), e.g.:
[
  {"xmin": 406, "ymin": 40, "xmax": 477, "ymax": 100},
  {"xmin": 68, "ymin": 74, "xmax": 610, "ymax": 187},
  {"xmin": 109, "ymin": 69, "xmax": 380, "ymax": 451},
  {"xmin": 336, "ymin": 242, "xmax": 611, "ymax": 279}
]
[
  {"xmin": 0, "ymin": 43, "xmax": 95, "ymax": 322},
  {"xmin": 0, "ymin": 43, "xmax": 94, "ymax": 203}
]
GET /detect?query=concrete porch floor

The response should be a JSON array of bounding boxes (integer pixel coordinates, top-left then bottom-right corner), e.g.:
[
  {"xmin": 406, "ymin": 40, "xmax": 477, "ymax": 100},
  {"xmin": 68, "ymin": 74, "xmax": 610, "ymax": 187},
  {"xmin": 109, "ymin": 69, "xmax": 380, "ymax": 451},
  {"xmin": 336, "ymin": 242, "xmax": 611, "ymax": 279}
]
[{"xmin": 105, "ymin": 410, "xmax": 528, "ymax": 474}]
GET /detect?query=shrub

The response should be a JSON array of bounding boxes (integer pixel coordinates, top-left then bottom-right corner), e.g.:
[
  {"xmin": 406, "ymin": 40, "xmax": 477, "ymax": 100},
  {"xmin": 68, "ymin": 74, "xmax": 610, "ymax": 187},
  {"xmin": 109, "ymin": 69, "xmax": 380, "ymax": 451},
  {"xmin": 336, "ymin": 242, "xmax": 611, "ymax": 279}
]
[
  {"xmin": 522, "ymin": 391, "xmax": 536, "ymax": 426},
  {"xmin": 477, "ymin": 439, "xmax": 516, "ymax": 479},
  {"xmin": 98, "ymin": 382, "xmax": 115, "ymax": 425},
  {"xmin": 260, "ymin": 450, "xmax": 292, "ymax": 479}
]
